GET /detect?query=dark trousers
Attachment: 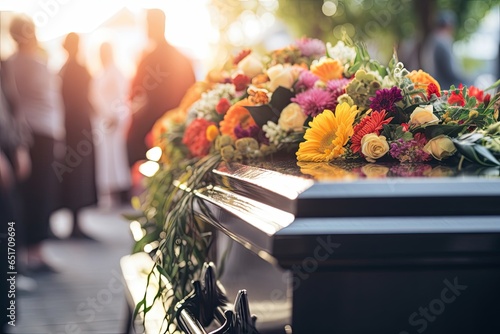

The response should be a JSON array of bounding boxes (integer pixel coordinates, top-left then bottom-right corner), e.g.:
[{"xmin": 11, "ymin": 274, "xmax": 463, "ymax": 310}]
[{"xmin": 19, "ymin": 134, "xmax": 60, "ymax": 246}]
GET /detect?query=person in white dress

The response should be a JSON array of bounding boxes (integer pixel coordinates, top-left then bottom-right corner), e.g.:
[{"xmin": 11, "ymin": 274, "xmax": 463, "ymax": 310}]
[{"xmin": 90, "ymin": 42, "xmax": 131, "ymax": 208}]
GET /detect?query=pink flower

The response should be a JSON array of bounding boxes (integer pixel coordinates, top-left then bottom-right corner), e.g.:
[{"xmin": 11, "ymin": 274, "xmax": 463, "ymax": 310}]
[
  {"xmin": 291, "ymin": 88, "xmax": 337, "ymax": 117},
  {"xmin": 294, "ymin": 70, "xmax": 319, "ymax": 92},
  {"xmin": 295, "ymin": 37, "xmax": 326, "ymax": 57}
]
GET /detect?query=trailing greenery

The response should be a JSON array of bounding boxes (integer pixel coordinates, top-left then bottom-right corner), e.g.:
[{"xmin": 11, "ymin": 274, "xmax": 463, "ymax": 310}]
[{"xmin": 130, "ymin": 153, "xmax": 222, "ymax": 333}]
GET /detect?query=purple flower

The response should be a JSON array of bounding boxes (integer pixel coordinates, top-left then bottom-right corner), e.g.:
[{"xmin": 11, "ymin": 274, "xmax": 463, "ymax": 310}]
[
  {"xmin": 389, "ymin": 134, "xmax": 431, "ymax": 163},
  {"xmin": 291, "ymin": 88, "xmax": 337, "ymax": 118},
  {"xmin": 234, "ymin": 124, "xmax": 260, "ymax": 140},
  {"xmin": 294, "ymin": 70, "xmax": 319, "ymax": 92},
  {"xmin": 369, "ymin": 86, "xmax": 403, "ymax": 113},
  {"xmin": 295, "ymin": 37, "xmax": 326, "ymax": 58}
]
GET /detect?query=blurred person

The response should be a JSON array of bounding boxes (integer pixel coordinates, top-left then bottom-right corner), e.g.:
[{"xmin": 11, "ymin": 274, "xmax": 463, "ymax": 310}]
[
  {"xmin": 5, "ymin": 15, "xmax": 64, "ymax": 272},
  {"xmin": 1, "ymin": 59, "xmax": 38, "ymax": 297},
  {"xmin": 420, "ymin": 10, "xmax": 471, "ymax": 89},
  {"xmin": 90, "ymin": 42, "xmax": 131, "ymax": 208},
  {"xmin": 59, "ymin": 32, "xmax": 97, "ymax": 239},
  {"xmin": 126, "ymin": 8, "xmax": 196, "ymax": 167}
]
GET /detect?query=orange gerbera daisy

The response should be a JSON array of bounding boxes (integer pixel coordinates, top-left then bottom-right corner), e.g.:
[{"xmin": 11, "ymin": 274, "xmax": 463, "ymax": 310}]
[
  {"xmin": 310, "ymin": 58, "xmax": 344, "ymax": 82},
  {"xmin": 407, "ymin": 69, "xmax": 441, "ymax": 93},
  {"xmin": 350, "ymin": 110, "xmax": 393, "ymax": 153},
  {"xmin": 296, "ymin": 102, "xmax": 358, "ymax": 162},
  {"xmin": 219, "ymin": 98, "xmax": 256, "ymax": 140}
]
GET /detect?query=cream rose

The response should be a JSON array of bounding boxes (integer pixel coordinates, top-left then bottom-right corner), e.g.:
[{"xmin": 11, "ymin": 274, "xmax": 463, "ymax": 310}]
[
  {"xmin": 267, "ymin": 64, "xmax": 295, "ymax": 91},
  {"xmin": 278, "ymin": 103, "xmax": 307, "ymax": 132},
  {"xmin": 409, "ymin": 105, "xmax": 439, "ymax": 126},
  {"xmin": 361, "ymin": 134, "xmax": 389, "ymax": 162},
  {"xmin": 237, "ymin": 54, "xmax": 264, "ymax": 78},
  {"xmin": 423, "ymin": 135, "xmax": 457, "ymax": 161}
]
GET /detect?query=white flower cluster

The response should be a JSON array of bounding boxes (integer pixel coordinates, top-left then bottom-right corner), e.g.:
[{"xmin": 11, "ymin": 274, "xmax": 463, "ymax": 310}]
[
  {"xmin": 326, "ymin": 41, "xmax": 356, "ymax": 67},
  {"xmin": 263, "ymin": 121, "xmax": 287, "ymax": 146},
  {"xmin": 187, "ymin": 83, "xmax": 236, "ymax": 123},
  {"xmin": 392, "ymin": 62, "xmax": 411, "ymax": 82}
]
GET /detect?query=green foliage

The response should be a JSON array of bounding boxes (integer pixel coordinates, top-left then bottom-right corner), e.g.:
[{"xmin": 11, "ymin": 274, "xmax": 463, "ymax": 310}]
[
  {"xmin": 132, "ymin": 154, "xmax": 222, "ymax": 332},
  {"xmin": 345, "ymin": 69, "xmax": 381, "ymax": 110}
]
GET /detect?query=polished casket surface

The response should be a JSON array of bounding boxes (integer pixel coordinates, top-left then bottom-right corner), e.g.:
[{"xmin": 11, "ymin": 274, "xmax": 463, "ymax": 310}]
[{"xmin": 193, "ymin": 159, "xmax": 500, "ymax": 334}]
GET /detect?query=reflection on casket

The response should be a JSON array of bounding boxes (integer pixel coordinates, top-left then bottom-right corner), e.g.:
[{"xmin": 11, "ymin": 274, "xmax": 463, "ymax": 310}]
[{"xmin": 193, "ymin": 160, "xmax": 500, "ymax": 334}]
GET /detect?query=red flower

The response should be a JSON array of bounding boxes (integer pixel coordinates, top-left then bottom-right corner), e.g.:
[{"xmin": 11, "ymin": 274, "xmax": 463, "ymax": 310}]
[
  {"xmin": 468, "ymin": 86, "xmax": 484, "ymax": 103},
  {"xmin": 232, "ymin": 74, "xmax": 251, "ymax": 91},
  {"xmin": 182, "ymin": 118, "xmax": 216, "ymax": 158},
  {"xmin": 426, "ymin": 83, "xmax": 441, "ymax": 99},
  {"xmin": 447, "ymin": 87, "xmax": 465, "ymax": 107},
  {"xmin": 350, "ymin": 110, "xmax": 393, "ymax": 153},
  {"xmin": 401, "ymin": 123, "xmax": 409, "ymax": 132},
  {"xmin": 483, "ymin": 94, "xmax": 491, "ymax": 107},
  {"xmin": 216, "ymin": 98, "xmax": 231, "ymax": 115}
]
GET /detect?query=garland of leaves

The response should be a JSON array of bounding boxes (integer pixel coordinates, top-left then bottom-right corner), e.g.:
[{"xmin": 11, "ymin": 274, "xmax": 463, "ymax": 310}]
[{"xmin": 129, "ymin": 152, "xmax": 222, "ymax": 332}]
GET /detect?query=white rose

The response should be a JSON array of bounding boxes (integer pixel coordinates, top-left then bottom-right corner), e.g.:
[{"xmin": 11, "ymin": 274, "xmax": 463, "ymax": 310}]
[
  {"xmin": 237, "ymin": 54, "xmax": 264, "ymax": 78},
  {"xmin": 423, "ymin": 135, "xmax": 457, "ymax": 161},
  {"xmin": 409, "ymin": 105, "xmax": 439, "ymax": 126},
  {"xmin": 267, "ymin": 64, "xmax": 295, "ymax": 91},
  {"xmin": 361, "ymin": 134, "xmax": 389, "ymax": 162},
  {"xmin": 278, "ymin": 103, "xmax": 307, "ymax": 132}
]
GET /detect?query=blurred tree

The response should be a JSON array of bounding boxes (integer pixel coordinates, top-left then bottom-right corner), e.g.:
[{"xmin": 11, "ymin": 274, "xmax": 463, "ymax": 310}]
[{"xmin": 276, "ymin": 0, "xmax": 499, "ymax": 63}]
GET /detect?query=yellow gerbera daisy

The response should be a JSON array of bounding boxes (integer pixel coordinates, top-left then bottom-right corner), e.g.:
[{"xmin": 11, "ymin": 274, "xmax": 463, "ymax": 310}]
[
  {"xmin": 310, "ymin": 58, "xmax": 344, "ymax": 82},
  {"xmin": 296, "ymin": 102, "xmax": 358, "ymax": 162}
]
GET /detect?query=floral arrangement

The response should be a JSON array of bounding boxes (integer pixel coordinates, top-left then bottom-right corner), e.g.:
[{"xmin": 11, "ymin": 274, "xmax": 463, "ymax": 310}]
[
  {"xmin": 132, "ymin": 36, "xmax": 500, "ymax": 332},
  {"xmin": 151, "ymin": 37, "xmax": 500, "ymax": 168}
]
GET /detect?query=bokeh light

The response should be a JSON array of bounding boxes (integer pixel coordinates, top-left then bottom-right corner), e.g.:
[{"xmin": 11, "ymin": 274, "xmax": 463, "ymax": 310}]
[{"xmin": 322, "ymin": 1, "xmax": 337, "ymax": 17}]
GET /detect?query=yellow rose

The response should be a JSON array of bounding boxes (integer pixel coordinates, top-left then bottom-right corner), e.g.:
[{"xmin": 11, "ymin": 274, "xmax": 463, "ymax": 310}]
[
  {"xmin": 267, "ymin": 64, "xmax": 295, "ymax": 91},
  {"xmin": 237, "ymin": 54, "xmax": 264, "ymax": 78},
  {"xmin": 409, "ymin": 105, "xmax": 439, "ymax": 126},
  {"xmin": 423, "ymin": 135, "xmax": 456, "ymax": 161},
  {"xmin": 278, "ymin": 103, "xmax": 307, "ymax": 132},
  {"xmin": 361, "ymin": 134, "xmax": 389, "ymax": 162}
]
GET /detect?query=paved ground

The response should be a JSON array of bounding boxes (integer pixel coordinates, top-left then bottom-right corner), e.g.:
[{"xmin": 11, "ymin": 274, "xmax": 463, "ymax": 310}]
[{"xmin": 4, "ymin": 205, "xmax": 137, "ymax": 334}]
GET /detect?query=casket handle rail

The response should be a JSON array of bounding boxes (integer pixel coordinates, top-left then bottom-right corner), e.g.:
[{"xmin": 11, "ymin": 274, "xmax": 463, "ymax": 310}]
[{"xmin": 175, "ymin": 262, "xmax": 260, "ymax": 334}]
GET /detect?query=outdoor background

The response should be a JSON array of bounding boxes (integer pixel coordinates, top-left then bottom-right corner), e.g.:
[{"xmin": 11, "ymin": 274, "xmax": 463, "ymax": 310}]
[{"xmin": 1, "ymin": 0, "xmax": 499, "ymax": 88}]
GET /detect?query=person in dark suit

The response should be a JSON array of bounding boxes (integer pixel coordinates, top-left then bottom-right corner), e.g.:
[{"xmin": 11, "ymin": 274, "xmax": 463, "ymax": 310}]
[
  {"xmin": 127, "ymin": 8, "xmax": 196, "ymax": 167},
  {"xmin": 59, "ymin": 32, "xmax": 97, "ymax": 239},
  {"xmin": 421, "ymin": 10, "xmax": 470, "ymax": 89}
]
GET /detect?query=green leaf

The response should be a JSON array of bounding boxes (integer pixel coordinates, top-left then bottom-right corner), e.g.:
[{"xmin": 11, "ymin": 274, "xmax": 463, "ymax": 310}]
[
  {"xmin": 424, "ymin": 124, "xmax": 466, "ymax": 138},
  {"xmin": 484, "ymin": 79, "xmax": 500, "ymax": 92},
  {"xmin": 122, "ymin": 212, "xmax": 145, "ymax": 221},
  {"xmin": 452, "ymin": 140, "xmax": 500, "ymax": 166},
  {"xmin": 132, "ymin": 230, "xmax": 160, "ymax": 254},
  {"xmin": 402, "ymin": 131, "xmax": 413, "ymax": 141},
  {"xmin": 156, "ymin": 264, "xmax": 173, "ymax": 283}
]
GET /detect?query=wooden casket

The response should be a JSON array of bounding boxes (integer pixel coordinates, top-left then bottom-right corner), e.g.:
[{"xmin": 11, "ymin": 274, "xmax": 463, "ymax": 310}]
[{"xmin": 190, "ymin": 159, "xmax": 500, "ymax": 334}]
